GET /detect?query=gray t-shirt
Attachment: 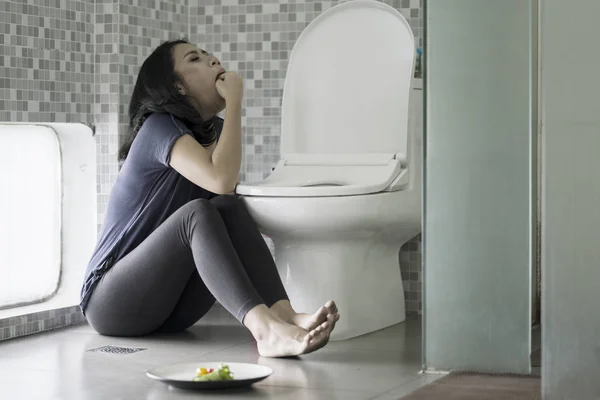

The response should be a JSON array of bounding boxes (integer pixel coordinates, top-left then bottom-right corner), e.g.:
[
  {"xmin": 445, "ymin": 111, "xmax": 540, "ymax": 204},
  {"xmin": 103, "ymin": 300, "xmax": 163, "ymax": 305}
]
[{"xmin": 79, "ymin": 112, "xmax": 223, "ymax": 313}]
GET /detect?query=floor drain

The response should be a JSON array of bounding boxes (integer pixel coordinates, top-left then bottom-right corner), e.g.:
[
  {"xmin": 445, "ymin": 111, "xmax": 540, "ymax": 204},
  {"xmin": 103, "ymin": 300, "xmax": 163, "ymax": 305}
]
[{"xmin": 87, "ymin": 345, "xmax": 147, "ymax": 355}]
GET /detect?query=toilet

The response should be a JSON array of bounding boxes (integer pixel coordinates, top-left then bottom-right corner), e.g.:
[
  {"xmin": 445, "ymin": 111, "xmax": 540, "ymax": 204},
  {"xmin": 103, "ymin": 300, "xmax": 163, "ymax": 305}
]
[{"xmin": 235, "ymin": 0, "xmax": 422, "ymax": 341}]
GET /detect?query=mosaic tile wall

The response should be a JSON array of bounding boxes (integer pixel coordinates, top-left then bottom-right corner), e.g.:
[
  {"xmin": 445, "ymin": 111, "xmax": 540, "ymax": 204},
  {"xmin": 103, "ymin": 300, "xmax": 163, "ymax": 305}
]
[
  {"xmin": 0, "ymin": 306, "xmax": 86, "ymax": 342},
  {"xmin": 94, "ymin": 0, "xmax": 121, "ymax": 223},
  {"xmin": 116, "ymin": 0, "xmax": 189, "ymax": 173},
  {"xmin": 0, "ymin": 0, "xmax": 423, "ymax": 341},
  {"xmin": 0, "ymin": 0, "xmax": 95, "ymax": 122}
]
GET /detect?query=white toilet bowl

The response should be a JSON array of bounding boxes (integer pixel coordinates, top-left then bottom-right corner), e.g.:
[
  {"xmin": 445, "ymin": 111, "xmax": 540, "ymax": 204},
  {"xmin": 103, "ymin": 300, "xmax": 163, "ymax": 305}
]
[{"xmin": 236, "ymin": 0, "xmax": 422, "ymax": 340}]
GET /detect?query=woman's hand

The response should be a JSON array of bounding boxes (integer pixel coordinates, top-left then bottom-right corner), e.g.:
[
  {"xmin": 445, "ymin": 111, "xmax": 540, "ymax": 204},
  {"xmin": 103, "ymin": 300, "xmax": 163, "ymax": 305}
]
[{"xmin": 215, "ymin": 71, "xmax": 243, "ymax": 105}]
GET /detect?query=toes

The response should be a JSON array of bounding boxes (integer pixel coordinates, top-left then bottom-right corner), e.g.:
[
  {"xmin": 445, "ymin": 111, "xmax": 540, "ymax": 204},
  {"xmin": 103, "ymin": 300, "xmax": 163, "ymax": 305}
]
[
  {"xmin": 325, "ymin": 314, "xmax": 337, "ymax": 331},
  {"xmin": 325, "ymin": 300, "xmax": 338, "ymax": 313},
  {"xmin": 309, "ymin": 328, "xmax": 323, "ymax": 340},
  {"xmin": 317, "ymin": 306, "xmax": 328, "ymax": 318},
  {"xmin": 314, "ymin": 316, "xmax": 334, "ymax": 335},
  {"xmin": 325, "ymin": 313, "xmax": 340, "ymax": 326},
  {"xmin": 318, "ymin": 318, "xmax": 330, "ymax": 331},
  {"xmin": 309, "ymin": 318, "xmax": 330, "ymax": 336},
  {"xmin": 296, "ymin": 312, "xmax": 337, "ymax": 356},
  {"xmin": 305, "ymin": 325, "xmax": 332, "ymax": 354},
  {"xmin": 309, "ymin": 322, "xmax": 327, "ymax": 335},
  {"xmin": 299, "ymin": 302, "xmax": 338, "ymax": 333},
  {"xmin": 312, "ymin": 306, "xmax": 328, "ymax": 322},
  {"xmin": 306, "ymin": 329, "xmax": 324, "ymax": 345}
]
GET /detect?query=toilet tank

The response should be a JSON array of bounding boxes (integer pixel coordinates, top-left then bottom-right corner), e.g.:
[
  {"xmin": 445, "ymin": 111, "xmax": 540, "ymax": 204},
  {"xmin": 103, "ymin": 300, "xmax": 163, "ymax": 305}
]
[{"xmin": 280, "ymin": 0, "xmax": 415, "ymax": 158}]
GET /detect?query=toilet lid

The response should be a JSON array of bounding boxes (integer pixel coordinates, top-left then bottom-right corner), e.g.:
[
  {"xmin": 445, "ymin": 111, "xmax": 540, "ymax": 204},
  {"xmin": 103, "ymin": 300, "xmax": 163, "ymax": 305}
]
[
  {"xmin": 280, "ymin": 0, "xmax": 415, "ymax": 157},
  {"xmin": 235, "ymin": 153, "xmax": 407, "ymax": 197}
]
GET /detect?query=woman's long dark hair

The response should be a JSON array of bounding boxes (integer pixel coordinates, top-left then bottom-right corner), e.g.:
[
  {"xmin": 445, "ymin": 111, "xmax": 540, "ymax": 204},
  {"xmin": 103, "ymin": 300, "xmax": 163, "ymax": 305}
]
[{"xmin": 118, "ymin": 38, "xmax": 218, "ymax": 162}]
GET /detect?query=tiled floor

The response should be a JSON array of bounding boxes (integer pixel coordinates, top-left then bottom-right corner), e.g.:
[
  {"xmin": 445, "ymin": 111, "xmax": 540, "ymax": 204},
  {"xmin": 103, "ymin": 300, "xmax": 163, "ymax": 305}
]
[{"xmin": 0, "ymin": 306, "xmax": 438, "ymax": 400}]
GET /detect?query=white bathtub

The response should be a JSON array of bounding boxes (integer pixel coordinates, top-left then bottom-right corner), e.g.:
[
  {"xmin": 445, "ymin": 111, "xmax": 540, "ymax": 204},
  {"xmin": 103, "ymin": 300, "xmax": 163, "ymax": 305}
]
[{"xmin": 0, "ymin": 123, "xmax": 96, "ymax": 319}]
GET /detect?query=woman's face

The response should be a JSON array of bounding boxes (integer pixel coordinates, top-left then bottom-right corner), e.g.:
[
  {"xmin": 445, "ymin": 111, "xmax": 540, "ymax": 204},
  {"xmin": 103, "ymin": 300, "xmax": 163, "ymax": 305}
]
[{"xmin": 172, "ymin": 43, "xmax": 226, "ymax": 118}]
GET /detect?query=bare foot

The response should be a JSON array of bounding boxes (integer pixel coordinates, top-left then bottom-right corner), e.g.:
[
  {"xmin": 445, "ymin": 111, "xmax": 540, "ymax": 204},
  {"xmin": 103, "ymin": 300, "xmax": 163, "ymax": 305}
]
[
  {"xmin": 256, "ymin": 315, "xmax": 336, "ymax": 358},
  {"xmin": 272, "ymin": 300, "xmax": 339, "ymax": 332}
]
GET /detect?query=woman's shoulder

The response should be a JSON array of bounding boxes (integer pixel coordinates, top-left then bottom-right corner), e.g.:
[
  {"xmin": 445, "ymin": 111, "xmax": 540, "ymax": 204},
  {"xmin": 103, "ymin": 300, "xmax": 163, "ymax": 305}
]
[
  {"xmin": 125, "ymin": 113, "xmax": 192, "ymax": 167},
  {"xmin": 139, "ymin": 113, "xmax": 223, "ymax": 142},
  {"xmin": 137, "ymin": 113, "xmax": 192, "ymax": 138},
  {"xmin": 141, "ymin": 112, "xmax": 186, "ymax": 129}
]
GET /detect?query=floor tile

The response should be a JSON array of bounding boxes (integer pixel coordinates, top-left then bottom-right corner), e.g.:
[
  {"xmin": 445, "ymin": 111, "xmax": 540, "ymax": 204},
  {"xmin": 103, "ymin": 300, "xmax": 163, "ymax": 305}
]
[
  {"xmin": 325, "ymin": 318, "xmax": 422, "ymax": 364},
  {"xmin": 0, "ymin": 305, "xmax": 253, "ymax": 373},
  {"xmin": 0, "ymin": 309, "xmax": 423, "ymax": 400},
  {"xmin": 328, "ymin": 316, "xmax": 422, "ymax": 352},
  {"xmin": 174, "ymin": 341, "xmax": 422, "ymax": 396},
  {"xmin": 370, "ymin": 374, "xmax": 445, "ymax": 400},
  {"xmin": 146, "ymin": 384, "xmax": 371, "ymax": 400}
]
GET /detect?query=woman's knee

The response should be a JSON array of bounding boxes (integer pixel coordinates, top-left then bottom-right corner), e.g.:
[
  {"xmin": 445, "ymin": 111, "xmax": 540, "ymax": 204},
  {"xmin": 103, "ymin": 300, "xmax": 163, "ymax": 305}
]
[
  {"xmin": 210, "ymin": 195, "xmax": 246, "ymax": 214},
  {"xmin": 178, "ymin": 199, "xmax": 226, "ymax": 229},
  {"xmin": 181, "ymin": 198, "xmax": 218, "ymax": 216},
  {"xmin": 210, "ymin": 194, "xmax": 241, "ymax": 206},
  {"xmin": 181, "ymin": 197, "xmax": 248, "ymax": 226}
]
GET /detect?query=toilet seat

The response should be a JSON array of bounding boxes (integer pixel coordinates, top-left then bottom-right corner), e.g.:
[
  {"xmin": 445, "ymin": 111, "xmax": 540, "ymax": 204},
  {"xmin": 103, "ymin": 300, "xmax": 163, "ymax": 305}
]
[
  {"xmin": 279, "ymin": 0, "xmax": 414, "ymax": 157},
  {"xmin": 236, "ymin": 0, "xmax": 416, "ymax": 200},
  {"xmin": 236, "ymin": 152, "xmax": 409, "ymax": 197}
]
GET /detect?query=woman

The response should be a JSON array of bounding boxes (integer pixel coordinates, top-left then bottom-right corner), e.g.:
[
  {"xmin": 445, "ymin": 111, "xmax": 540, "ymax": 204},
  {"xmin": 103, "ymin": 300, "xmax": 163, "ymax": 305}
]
[{"xmin": 79, "ymin": 39, "xmax": 339, "ymax": 358}]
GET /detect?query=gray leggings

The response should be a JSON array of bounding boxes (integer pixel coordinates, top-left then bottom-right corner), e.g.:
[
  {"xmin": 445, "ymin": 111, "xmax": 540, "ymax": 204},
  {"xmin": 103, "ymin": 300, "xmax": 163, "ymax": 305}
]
[{"xmin": 85, "ymin": 196, "xmax": 289, "ymax": 337}]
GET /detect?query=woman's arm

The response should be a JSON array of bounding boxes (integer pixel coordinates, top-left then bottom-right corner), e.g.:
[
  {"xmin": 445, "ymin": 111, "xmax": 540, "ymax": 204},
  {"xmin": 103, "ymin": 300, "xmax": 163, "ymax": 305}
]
[
  {"xmin": 210, "ymin": 99, "xmax": 242, "ymax": 190},
  {"xmin": 169, "ymin": 72, "xmax": 243, "ymax": 195}
]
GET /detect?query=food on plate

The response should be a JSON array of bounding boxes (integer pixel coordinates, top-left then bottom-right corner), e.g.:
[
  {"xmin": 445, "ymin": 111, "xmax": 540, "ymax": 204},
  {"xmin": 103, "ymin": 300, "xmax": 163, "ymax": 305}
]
[{"xmin": 192, "ymin": 363, "xmax": 234, "ymax": 382}]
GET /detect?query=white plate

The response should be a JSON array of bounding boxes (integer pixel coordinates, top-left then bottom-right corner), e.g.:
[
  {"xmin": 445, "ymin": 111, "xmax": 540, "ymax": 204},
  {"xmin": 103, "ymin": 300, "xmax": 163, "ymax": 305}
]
[{"xmin": 146, "ymin": 362, "xmax": 273, "ymax": 390}]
